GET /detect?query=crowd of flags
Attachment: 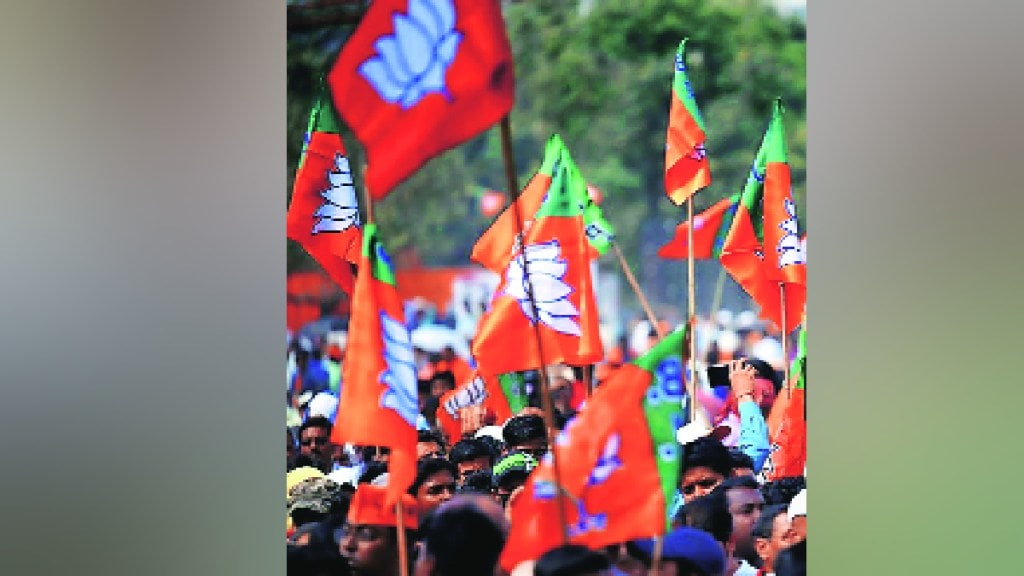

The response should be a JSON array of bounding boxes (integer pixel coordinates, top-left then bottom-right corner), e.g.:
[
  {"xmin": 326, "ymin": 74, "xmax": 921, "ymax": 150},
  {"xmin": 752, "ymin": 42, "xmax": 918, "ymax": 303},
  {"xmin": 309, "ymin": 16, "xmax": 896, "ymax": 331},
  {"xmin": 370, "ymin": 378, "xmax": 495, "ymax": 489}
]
[{"xmin": 286, "ymin": 0, "xmax": 806, "ymax": 565}]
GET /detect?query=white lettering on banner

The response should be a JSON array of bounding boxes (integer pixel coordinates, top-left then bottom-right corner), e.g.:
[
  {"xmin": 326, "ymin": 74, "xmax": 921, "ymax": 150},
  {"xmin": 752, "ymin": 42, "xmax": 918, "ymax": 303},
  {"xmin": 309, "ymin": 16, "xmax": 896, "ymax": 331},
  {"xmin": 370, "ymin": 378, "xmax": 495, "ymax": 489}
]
[{"xmin": 441, "ymin": 375, "xmax": 488, "ymax": 419}]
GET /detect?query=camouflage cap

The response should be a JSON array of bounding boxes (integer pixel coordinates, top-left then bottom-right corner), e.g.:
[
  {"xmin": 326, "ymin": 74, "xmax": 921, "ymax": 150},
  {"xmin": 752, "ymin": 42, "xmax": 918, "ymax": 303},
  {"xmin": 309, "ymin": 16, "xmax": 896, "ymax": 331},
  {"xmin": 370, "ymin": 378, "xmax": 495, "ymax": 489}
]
[{"xmin": 287, "ymin": 476, "xmax": 345, "ymax": 515}]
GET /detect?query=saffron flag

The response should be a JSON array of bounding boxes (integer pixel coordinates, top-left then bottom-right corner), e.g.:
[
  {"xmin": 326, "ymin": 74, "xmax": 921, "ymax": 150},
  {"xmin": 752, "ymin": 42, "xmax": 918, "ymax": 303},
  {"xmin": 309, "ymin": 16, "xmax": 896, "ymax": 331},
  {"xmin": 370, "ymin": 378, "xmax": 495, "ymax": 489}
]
[
  {"xmin": 761, "ymin": 100, "xmax": 807, "ymax": 332},
  {"xmin": 500, "ymin": 327, "xmax": 688, "ymax": 571},
  {"xmin": 330, "ymin": 224, "xmax": 418, "ymax": 506},
  {"xmin": 719, "ymin": 101, "xmax": 802, "ymax": 332},
  {"xmin": 471, "ymin": 153, "xmax": 603, "ymax": 376},
  {"xmin": 657, "ymin": 193, "xmax": 740, "ymax": 260},
  {"xmin": 328, "ymin": 0, "xmax": 515, "ymax": 199},
  {"xmin": 287, "ymin": 91, "xmax": 363, "ymax": 294},
  {"xmin": 759, "ymin": 325, "xmax": 806, "ymax": 482},
  {"xmin": 664, "ymin": 38, "xmax": 710, "ymax": 205},
  {"xmin": 435, "ymin": 371, "xmax": 529, "ymax": 442}
]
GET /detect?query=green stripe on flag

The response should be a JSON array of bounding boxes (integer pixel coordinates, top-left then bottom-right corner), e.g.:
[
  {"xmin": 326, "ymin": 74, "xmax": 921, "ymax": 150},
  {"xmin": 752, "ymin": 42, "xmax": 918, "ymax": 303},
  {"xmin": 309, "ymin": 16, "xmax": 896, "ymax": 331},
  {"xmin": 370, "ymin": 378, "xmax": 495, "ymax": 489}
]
[
  {"xmin": 673, "ymin": 39, "xmax": 706, "ymax": 132},
  {"xmin": 363, "ymin": 223, "xmax": 396, "ymax": 286}
]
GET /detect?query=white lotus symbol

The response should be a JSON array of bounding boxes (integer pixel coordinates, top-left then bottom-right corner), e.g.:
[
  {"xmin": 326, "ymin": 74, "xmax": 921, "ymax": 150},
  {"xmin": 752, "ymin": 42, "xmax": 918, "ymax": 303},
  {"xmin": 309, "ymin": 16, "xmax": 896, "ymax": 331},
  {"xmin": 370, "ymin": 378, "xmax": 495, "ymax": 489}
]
[
  {"xmin": 379, "ymin": 312, "xmax": 419, "ymax": 427},
  {"xmin": 358, "ymin": 0, "xmax": 462, "ymax": 109},
  {"xmin": 587, "ymin": 434, "xmax": 622, "ymax": 486},
  {"xmin": 776, "ymin": 197, "xmax": 805, "ymax": 267},
  {"xmin": 503, "ymin": 240, "xmax": 581, "ymax": 337}
]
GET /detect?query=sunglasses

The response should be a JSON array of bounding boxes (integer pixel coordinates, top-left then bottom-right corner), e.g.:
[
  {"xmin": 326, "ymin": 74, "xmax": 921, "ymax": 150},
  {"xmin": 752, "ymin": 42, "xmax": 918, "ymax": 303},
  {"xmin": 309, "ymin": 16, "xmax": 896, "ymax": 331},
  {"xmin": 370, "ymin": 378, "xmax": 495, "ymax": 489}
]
[
  {"xmin": 301, "ymin": 436, "xmax": 329, "ymax": 446},
  {"xmin": 681, "ymin": 477, "xmax": 721, "ymax": 496},
  {"xmin": 425, "ymin": 482, "xmax": 457, "ymax": 496}
]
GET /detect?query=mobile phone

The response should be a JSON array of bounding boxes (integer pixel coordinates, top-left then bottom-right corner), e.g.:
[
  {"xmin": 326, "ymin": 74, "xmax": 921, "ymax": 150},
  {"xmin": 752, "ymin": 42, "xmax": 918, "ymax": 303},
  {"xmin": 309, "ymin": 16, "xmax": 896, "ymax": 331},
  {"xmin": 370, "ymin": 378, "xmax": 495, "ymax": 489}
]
[{"xmin": 706, "ymin": 364, "xmax": 731, "ymax": 388}]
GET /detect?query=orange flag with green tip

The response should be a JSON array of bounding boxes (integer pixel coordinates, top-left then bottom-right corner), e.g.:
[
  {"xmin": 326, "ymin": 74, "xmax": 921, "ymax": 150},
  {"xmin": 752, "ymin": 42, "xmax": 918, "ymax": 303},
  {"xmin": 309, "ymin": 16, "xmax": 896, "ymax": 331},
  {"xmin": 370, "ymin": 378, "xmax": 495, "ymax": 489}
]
[
  {"xmin": 664, "ymin": 38, "xmax": 711, "ymax": 205},
  {"xmin": 330, "ymin": 223, "xmax": 417, "ymax": 506},
  {"xmin": 471, "ymin": 150, "xmax": 603, "ymax": 376},
  {"xmin": 499, "ymin": 327, "xmax": 688, "ymax": 571}
]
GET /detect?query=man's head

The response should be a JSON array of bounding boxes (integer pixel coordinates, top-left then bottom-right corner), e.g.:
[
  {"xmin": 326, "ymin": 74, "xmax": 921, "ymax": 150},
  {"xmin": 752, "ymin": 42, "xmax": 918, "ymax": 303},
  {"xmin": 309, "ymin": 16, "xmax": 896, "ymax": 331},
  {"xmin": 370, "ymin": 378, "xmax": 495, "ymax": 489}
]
[
  {"xmin": 726, "ymin": 449, "xmax": 755, "ymax": 478},
  {"xmin": 416, "ymin": 430, "xmax": 447, "ymax": 461},
  {"xmin": 491, "ymin": 452, "xmax": 538, "ymax": 508},
  {"xmin": 299, "ymin": 416, "xmax": 334, "ymax": 460},
  {"xmin": 680, "ymin": 437, "xmax": 733, "ymax": 503},
  {"xmin": 752, "ymin": 504, "xmax": 790, "ymax": 574},
  {"xmin": 712, "ymin": 475, "xmax": 764, "ymax": 566},
  {"xmin": 534, "ymin": 544, "xmax": 611, "ymax": 576},
  {"xmin": 631, "ymin": 527, "xmax": 727, "ymax": 576},
  {"xmin": 339, "ymin": 485, "xmax": 418, "ymax": 576},
  {"xmin": 502, "ymin": 414, "xmax": 548, "ymax": 459},
  {"xmin": 429, "ymin": 370, "xmax": 456, "ymax": 399},
  {"xmin": 414, "ymin": 495, "xmax": 507, "ymax": 576},
  {"xmin": 287, "ymin": 476, "xmax": 349, "ymax": 529},
  {"xmin": 448, "ymin": 438, "xmax": 496, "ymax": 486},
  {"xmin": 409, "ymin": 457, "xmax": 458, "ymax": 519},
  {"xmin": 679, "ymin": 493, "xmax": 732, "ymax": 549},
  {"xmin": 785, "ymin": 488, "xmax": 807, "ymax": 545}
]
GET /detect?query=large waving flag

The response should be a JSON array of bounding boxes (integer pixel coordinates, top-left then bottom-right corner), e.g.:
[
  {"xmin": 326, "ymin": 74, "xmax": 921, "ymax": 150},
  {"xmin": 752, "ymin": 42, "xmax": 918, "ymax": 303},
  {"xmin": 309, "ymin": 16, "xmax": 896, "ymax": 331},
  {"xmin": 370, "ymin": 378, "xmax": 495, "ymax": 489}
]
[
  {"xmin": 330, "ymin": 224, "xmax": 418, "ymax": 506},
  {"xmin": 500, "ymin": 327, "xmax": 688, "ymax": 571},
  {"xmin": 664, "ymin": 39, "xmax": 710, "ymax": 205},
  {"xmin": 719, "ymin": 102, "xmax": 803, "ymax": 332},
  {"xmin": 657, "ymin": 193, "xmax": 740, "ymax": 260},
  {"xmin": 759, "ymin": 325, "xmax": 806, "ymax": 482},
  {"xmin": 328, "ymin": 0, "xmax": 515, "ymax": 199},
  {"xmin": 286, "ymin": 90, "xmax": 363, "ymax": 294},
  {"xmin": 435, "ymin": 370, "xmax": 529, "ymax": 442},
  {"xmin": 471, "ymin": 153, "xmax": 603, "ymax": 376},
  {"xmin": 471, "ymin": 135, "xmax": 614, "ymax": 273},
  {"xmin": 760, "ymin": 100, "xmax": 807, "ymax": 332}
]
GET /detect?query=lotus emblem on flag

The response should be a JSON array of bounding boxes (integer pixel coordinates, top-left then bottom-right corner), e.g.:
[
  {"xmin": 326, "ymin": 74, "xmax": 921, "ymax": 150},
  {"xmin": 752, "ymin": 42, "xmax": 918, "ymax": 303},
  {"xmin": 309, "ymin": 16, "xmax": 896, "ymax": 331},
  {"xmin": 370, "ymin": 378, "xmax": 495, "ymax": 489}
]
[
  {"xmin": 587, "ymin": 434, "xmax": 622, "ymax": 486},
  {"xmin": 312, "ymin": 153, "xmax": 361, "ymax": 234},
  {"xmin": 503, "ymin": 240, "xmax": 581, "ymax": 337},
  {"xmin": 358, "ymin": 0, "xmax": 463, "ymax": 109},
  {"xmin": 379, "ymin": 312, "xmax": 420, "ymax": 427},
  {"xmin": 776, "ymin": 197, "xmax": 805, "ymax": 267}
]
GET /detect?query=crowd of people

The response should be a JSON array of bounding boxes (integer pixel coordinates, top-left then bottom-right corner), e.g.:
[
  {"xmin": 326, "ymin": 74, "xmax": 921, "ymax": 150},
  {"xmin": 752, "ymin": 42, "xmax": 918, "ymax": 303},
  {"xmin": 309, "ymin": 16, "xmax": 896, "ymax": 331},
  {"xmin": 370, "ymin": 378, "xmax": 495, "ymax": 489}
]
[{"xmin": 285, "ymin": 313, "xmax": 807, "ymax": 576}]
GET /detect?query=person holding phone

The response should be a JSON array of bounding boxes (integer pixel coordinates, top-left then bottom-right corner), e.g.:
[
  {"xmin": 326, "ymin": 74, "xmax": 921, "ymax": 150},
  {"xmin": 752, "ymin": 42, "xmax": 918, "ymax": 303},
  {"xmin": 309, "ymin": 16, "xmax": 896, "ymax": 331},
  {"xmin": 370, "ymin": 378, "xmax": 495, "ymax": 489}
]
[{"xmin": 728, "ymin": 359, "xmax": 772, "ymax": 475}]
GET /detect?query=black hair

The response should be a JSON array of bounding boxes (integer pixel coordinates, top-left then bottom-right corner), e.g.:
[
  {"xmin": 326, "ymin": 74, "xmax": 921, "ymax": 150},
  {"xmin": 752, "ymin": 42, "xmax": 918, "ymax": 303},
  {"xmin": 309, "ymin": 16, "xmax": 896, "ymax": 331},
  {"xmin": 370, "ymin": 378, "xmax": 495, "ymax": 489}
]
[
  {"xmin": 430, "ymin": 370, "xmax": 456, "ymax": 390},
  {"xmin": 534, "ymin": 544, "xmax": 610, "ymax": 576},
  {"xmin": 300, "ymin": 416, "xmax": 333, "ymax": 436},
  {"xmin": 420, "ymin": 499, "xmax": 506, "ymax": 576},
  {"xmin": 713, "ymin": 474, "xmax": 760, "ymax": 495},
  {"xmin": 727, "ymin": 448, "xmax": 755, "ymax": 472},
  {"xmin": 681, "ymin": 436, "xmax": 733, "ymax": 478},
  {"xmin": 741, "ymin": 357, "xmax": 783, "ymax": 393},
  {"xmin": 476, "ymin": 434, "xmax": 505, "ymax": 457},
  {"xmin": 502, "ymin": 414, "xmax": 547, "ymax": 447},
  {"xmin": 752, "ymin": 504, "xmax": 788, "ymax": 540},
  {"xmin": 409, "ymin": 457, "xmax": 458, "ymax": 495},
  {"xmin": 680, "ymin": 493, "xmax": 733, "ymax": 545},
  {"xmin": 458, "ymin": 470, "xmax": 494, "ymax": 494},
  {"xmin": 289, "ymin": 521, "xmax": 351, "ymax": 576},
  {"xmin": 774, "ymin": 539, "xmax": 807, "ymax": 576},
  {"xmin": 449, "ymin": 438, "xmax": 495, "ymax": 466},
  {"xmin": 418, "ymin": 429, "xmax": 447, "ymax": 447},
  {"xmin": 761, "ymin": 476, "xmax": 806, "ymax": 507}
]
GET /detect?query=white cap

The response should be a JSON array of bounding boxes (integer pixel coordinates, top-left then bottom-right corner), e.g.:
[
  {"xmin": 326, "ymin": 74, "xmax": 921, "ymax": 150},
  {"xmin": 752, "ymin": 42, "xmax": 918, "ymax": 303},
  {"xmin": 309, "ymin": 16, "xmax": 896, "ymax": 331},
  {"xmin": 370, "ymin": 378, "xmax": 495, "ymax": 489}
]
[
  {"xmin": 307, "ymin": 392, "xmax": 339, "ymax": 419},
  {"xmin": 475, "ymin": 425, "xmax": 504, "ymax": 443},
  {"xmin": 371, "ymin": 472, "xmax": 390, "ymax": 487},
  {"xmin": 675, "ymin": 404, "xmax": 731, "ymax": 446},
  {"xmin": 787, "ymin": 488, "xmax": 807, "ymax": 521}
]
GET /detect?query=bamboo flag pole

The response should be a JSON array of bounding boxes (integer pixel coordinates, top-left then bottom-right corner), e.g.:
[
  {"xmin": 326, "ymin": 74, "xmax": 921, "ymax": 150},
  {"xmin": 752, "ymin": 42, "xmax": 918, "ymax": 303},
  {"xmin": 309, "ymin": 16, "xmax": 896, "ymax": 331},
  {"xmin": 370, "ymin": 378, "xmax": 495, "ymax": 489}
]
[
  {"xmin": 499, "ymin": 116, "xmax": 569, "ymax": 543},
  {"xmin": 362, "ymin": 168, "xmax": 409, "ymax": 576},
  {"xmin": 686, "ymin": 197, "xmax": 697, "ymax": 422},
  {"xmin": 612, "ymin": 241, "xmax": 665, "ymax": 340},
  {"xmin": 651, "ymin": 536, "xmax": 665, "ymax": 576}
]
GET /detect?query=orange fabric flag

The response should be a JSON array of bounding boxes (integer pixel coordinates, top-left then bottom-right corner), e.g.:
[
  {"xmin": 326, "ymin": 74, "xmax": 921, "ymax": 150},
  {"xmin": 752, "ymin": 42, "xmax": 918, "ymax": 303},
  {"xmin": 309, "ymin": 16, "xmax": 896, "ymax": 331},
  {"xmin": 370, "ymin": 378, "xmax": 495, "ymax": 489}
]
[
  {"xmin": 658, "ymin": 193, "xmax": 739, "ymax": 260},
  {"xmin": 664, "ymin": 39, "xmax": 711, "ymax": 205},
  {"xmin": 471, "ymin": 153, "xmax": 603, "ymax": 376},
  {"xmin": 330, "ymin": 224, "xmax": 417, "ymax": 506},
  {"xmin": 499, "ymin": 328, "xmax": 688, "ymax": 571}
]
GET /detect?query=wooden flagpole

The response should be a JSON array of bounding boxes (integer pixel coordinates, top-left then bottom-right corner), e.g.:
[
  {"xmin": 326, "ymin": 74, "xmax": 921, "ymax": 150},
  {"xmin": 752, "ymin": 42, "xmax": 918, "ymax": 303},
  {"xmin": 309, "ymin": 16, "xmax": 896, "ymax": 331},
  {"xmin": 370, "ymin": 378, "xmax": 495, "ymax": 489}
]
[
  {"xmin": 611, "ymin": 241, "xmax": 665, "ymax": 340},
  {"xmin": 362, "ymin": 167, "xmax": 409, "ymax": 576},
  {"xmin": 499, "ymin": 116, "xmax": 569, "ymax": 542},
  {"xmin": 686, "ymin": 197, "xmax": 697, "ymax": 422}
]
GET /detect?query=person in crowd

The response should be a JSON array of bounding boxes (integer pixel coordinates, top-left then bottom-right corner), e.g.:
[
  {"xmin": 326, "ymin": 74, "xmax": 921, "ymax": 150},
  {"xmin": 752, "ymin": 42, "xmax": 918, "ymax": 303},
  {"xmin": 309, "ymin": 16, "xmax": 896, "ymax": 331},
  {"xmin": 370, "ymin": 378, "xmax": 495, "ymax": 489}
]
[
  {"xmin": 534, "ymin": 544, "xmax": 612, "ymax": 576},
  {"xmin": 679, "ymin": 436, "xmax": 734, "ymax": 504},
  {"xmin": 288, "ymin": 476, "xmax": 351, "ymax": 533},
  {"xmin": 448, "ymin": 438, "xmax": 496, "ymax": 487},
  {"xmin": 429, "ymin": 370, "xmax": 457, "ymax": 401},
  {"xmin": 712, "ymin": 476, "xmax": 764, "ymax": 575},
  {"xmin": 751, "ymin": 505, "xmax": 790, "ymax": 576},
  {"xmin": 299, "ymin": 416, "xmax": 335, "ymax": 462},
  {"xmin": 408, "ymin": 457, "xmax": 459, "ymax": 521},
  {"xmin": 727, "ymin": 450, "xmax": 755, "ymax": 479},
  {"xmin": 502, "ymin": 414, "xmax": 549, "ymax": 459},
  {"xmin": 630, "ymin": 526, "xmax": 728, "ymax": 576},
  {"xmin": 785, "ymin": 489, "xmax": 806, "ymax": 544},
  {"xmin": 772, "ymin": 540, "xmax": 805, "ymax": 576},
  {"xmin": 761, "ymin": 477, "xmax": 805, "ymax": 507},
  {"xmin": 414, "ymin": 495, "xmax": 507, "ymax": 576},
  {"xmin": 457, "ymin": 470, "xmax": 494, "ymax": 495},
  {"xmin": 491, "ymin": 452, "xmax": 538, "ymax": 510},
  {"xmin": 339, "ymin": 484, "xmax": 419, "ymax": 576},
  {"xmin": 417, "ymin": 430, "xmax": 448, "ymax": 460}
]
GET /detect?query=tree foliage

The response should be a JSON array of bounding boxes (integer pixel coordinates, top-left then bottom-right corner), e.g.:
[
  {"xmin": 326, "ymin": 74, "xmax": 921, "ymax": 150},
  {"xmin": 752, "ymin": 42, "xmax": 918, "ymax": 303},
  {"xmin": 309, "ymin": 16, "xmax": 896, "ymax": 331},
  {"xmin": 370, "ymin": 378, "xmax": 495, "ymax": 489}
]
[{"xmin": 287, "ymin": 0, "xmax": 805, "ymax": 312}]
